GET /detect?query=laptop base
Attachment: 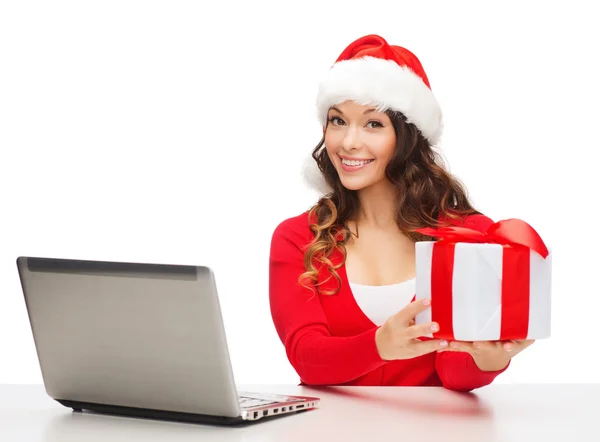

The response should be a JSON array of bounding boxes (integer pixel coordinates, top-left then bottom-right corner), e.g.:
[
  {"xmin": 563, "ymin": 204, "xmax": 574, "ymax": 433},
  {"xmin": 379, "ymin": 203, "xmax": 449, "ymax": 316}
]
[{"xmin": 57, "ymin": 399, "xmax": 260, "ymax": 426}]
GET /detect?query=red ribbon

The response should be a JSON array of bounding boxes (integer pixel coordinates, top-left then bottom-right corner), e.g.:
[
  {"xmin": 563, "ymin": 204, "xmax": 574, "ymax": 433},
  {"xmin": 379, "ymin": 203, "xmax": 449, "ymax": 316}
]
[
  {"xmin": 416, "ymin": 218, "xmax": 549, "ymax": 258},
  {"xmin": 416, "ymin": 218, "xmax": 548, "ymax": 341}
]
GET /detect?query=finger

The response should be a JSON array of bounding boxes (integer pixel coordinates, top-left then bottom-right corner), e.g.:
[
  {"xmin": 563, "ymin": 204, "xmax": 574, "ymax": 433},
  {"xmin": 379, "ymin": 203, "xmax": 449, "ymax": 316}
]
[
  {"xmin": 412, "ymin": 338, "xmax": 449, "ymax": 356},
  {"xmin": 404, "ymin": 322, "xmax": 439, "ymax": 340},
  {"xmin": 501, "ymin": 340, "xmax": 521, "ymax": 352},
  {"xmin": 448, "ymin": 341, "xmax": 475, "ymax": 354},
  {"xmin": 395, "ymin": 298, "xmax": 432, "ymax": 325},
  {"xmin": 503, "ymin": 339, "xmax": 534, "ymax": 352},
  {"xmin": 518, "ymin": 339, "xmax": 535, "ymax": 348},
  {"xmin": 502, "ymin": 340, "xmax": 517, "ymax": 352},
  {"xmin": 472, "ymin": 341, "xmax": 497, "ymax": 351}
]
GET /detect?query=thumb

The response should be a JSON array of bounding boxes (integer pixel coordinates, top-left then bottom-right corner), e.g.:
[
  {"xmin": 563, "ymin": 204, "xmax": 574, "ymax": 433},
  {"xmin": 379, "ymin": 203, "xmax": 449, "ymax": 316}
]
[{"xmin": 393, "ymin": 297, "xmax": 431, "ymax": 326}]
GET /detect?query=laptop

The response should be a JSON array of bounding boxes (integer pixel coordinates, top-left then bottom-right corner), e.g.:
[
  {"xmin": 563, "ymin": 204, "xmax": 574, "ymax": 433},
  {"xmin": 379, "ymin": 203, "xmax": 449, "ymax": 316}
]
[{"xmin": 16, "ymin": 256, "xmax": 320, "ymax": 425}]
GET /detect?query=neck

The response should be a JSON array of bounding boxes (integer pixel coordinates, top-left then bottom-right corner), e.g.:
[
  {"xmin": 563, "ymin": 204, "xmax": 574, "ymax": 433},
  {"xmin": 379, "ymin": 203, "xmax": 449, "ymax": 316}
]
[{"xmin": 354, "ymin": 181, "xmax": 398, "ymax": 229}]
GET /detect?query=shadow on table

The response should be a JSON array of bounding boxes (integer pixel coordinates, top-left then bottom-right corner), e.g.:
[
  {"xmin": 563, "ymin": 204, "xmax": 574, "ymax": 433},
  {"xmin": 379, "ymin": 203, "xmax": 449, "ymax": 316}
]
[
  {"xmin": 301, "ymin": 385, "xmax": 494, "ymax": 418},
  {"xmin": 41, "ymin": 410, "xmax": 249, "ymax": 442},
  {"xmin": 41, "ymin": 404, "xmax": 317, "ymax": 441}
]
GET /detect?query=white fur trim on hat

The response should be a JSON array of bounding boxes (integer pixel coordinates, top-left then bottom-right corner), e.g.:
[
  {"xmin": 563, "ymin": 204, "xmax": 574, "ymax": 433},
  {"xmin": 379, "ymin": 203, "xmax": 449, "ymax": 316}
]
[
  {"xmin": 303, "ymin": 150, "xmax": 332, "ymax": 194},
  {"xmin": 316, "ymin": 56, "xmax": 443, "ymax": 145}
]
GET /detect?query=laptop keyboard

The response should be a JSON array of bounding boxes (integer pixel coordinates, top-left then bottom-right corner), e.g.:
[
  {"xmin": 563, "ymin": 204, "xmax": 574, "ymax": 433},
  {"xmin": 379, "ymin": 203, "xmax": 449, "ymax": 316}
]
[
  {"xmin": 238, "ymin": 392, "xmax": 299, "ymax": 409},
  {"xmin": 239, "ymin": 396, "xmax": 277, "ymax": 408}
]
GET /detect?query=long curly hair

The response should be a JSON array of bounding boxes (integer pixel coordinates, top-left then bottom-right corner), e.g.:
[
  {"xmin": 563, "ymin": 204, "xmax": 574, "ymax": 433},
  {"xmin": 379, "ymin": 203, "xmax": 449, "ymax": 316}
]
[{"xmin": 299, "ymin": 110, "xmax": 480, "ymax": 295}]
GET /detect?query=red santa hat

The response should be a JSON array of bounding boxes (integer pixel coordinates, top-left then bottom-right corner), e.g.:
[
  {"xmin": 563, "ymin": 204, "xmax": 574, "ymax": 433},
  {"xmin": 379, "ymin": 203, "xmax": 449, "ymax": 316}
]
[{"xmin": 304, "ymin": 34, "xmax": 443, "ymax": 194}]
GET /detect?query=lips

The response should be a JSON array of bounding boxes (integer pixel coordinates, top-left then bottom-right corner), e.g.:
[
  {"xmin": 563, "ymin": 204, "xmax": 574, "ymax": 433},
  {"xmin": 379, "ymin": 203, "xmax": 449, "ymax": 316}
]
[
  {"xmin": 341, "ymin": 158, "xmax": 374, "ymax": 166},
  {"xmin": 339, "ymin": 157, "xmax": 374, "ymax": 172}
]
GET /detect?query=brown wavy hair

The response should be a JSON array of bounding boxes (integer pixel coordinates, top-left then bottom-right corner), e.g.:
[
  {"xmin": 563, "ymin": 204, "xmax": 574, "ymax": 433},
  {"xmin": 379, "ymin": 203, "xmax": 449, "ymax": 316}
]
[{"xmin": 299, "ymin": 110, "xmax": 480, "ymax": 295}]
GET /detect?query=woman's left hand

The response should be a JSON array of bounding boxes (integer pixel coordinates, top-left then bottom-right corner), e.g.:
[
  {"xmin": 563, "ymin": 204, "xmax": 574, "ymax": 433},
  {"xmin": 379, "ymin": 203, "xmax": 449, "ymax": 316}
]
[{"xmin": 439, "ymin": 339, "xmax": 535, "ymax": 371}]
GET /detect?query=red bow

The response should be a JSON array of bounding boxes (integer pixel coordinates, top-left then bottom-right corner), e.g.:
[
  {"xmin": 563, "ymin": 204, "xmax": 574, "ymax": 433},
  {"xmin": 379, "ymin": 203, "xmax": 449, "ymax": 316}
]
[{"xmin": 416, "ymin": 218, "xmax": 549, "ymax": 259}]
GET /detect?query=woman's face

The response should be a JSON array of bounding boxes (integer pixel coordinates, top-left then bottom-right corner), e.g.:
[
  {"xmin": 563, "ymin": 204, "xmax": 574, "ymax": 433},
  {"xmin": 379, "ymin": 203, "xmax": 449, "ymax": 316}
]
[{"xmin": 324, "ymin": 100, "xmax": 396, "ymax": 191}]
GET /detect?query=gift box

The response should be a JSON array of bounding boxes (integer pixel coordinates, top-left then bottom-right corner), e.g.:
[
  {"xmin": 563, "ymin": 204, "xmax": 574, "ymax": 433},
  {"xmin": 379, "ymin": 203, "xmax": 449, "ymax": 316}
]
[{"xmin": 414, "ymin": 219, "xmax": 551, "ymax": 341}]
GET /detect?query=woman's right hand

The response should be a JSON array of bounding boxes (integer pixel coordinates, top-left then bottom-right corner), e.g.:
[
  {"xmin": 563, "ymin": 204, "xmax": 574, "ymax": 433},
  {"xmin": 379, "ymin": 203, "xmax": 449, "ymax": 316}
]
[{"xmin": 375, "ymin": 298, "xmax": 449, "ymax": 361}]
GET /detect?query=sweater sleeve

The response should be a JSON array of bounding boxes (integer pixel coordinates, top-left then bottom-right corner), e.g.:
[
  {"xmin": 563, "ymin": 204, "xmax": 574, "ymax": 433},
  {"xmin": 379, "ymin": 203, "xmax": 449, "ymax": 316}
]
[
  {"xmin": 435, "ymin": 352, "xmax": 509, "ymax": 392},
  {"xmin": 435, "ymin": 212, "xmax": 509, "ymax": 392},
  {"xmin": 269, "ymin": 218, "xmax": 387, "ymax": 385}
]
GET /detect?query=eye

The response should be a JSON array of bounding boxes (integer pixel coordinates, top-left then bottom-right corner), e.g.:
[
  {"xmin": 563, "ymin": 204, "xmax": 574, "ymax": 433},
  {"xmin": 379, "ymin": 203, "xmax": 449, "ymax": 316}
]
[
  {"xmin": 366, "ymin": 120, "xmax": 383, "ymax": 129},
  {"xmin": 328, "ymin": 116, "xmax": 345, "ymax": 126}
]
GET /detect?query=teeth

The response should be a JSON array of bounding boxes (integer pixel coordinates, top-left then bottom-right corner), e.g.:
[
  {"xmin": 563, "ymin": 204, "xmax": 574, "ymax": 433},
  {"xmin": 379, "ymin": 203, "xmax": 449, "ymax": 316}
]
[{"xmin": 342, "ymin": 159, "xmax": 373, "ymax": 166}]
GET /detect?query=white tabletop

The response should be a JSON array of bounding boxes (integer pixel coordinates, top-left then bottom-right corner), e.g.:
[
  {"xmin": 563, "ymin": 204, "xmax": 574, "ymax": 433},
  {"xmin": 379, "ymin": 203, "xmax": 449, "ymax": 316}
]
[{"xmin": 0, "ymin": 383, "xmax": 596, "ymax": 441}]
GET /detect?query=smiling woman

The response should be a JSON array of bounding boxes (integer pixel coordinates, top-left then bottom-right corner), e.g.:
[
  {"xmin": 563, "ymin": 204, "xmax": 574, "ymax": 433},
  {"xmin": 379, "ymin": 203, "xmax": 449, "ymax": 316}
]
[
  {"xmin": 324, "ymin": 102, "xmax": 395, "ymax": 189},
  {"xmin": 268, "ymin": 34, "xmax": 532, "ymax": 390}
]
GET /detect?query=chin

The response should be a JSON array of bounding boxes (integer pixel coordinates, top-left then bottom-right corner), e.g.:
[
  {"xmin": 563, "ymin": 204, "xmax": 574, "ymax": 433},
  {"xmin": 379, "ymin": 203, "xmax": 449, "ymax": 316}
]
[{"xmin": 339, "ymin": 177, "xmax": 371, "ymax": 191}]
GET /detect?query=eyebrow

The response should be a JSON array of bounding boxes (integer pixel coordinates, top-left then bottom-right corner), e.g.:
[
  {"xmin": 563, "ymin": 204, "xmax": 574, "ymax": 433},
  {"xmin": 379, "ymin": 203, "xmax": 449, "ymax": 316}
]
[{"xmin": 330, "ymin": 106, "xmax": 378, "ymax": 115}]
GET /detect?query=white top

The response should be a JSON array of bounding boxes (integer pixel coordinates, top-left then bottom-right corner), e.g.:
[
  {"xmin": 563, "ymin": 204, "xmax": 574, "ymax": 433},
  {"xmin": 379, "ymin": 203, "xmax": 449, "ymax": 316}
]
[{"xmin": 349, "ymin": 278, "xmax": 416, "ymax": 326}]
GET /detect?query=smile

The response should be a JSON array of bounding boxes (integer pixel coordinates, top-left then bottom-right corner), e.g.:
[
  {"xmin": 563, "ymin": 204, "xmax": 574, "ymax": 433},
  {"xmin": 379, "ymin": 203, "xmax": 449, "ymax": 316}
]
[
  {"xmin": 340, "ymin": 157, "xmax": 374, "ymax": 172},
  {"xmin": 341, "ymin": 158, "xmax": 374, "ymax": 166}
]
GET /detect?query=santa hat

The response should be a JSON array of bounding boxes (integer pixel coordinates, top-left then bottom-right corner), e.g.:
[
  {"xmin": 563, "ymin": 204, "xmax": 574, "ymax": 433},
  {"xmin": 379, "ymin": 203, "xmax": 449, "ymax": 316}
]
[{"xmin": 304, "ymin": 34, "xmax": 443, "ymax": 194}]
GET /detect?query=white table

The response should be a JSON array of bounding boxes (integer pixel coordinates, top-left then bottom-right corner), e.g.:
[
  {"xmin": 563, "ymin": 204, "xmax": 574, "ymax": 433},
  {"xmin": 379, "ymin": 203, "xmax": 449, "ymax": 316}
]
[{"xmin": 0, "ymin": 383, "xmax": 596, "ymax": 441}]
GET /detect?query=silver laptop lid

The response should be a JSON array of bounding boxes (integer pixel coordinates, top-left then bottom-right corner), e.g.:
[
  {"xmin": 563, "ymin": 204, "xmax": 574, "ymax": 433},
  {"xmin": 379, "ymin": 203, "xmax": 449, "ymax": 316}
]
[{"xmin": 16, "ymin": 257, "xmax": 241, "ymax": 418}]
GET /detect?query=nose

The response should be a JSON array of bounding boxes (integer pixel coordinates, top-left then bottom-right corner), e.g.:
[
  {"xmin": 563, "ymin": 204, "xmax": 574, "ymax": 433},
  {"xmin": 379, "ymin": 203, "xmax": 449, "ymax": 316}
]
[{"xmin": 341, "ymin": 126, "xmax": 362, "ymax": 152}]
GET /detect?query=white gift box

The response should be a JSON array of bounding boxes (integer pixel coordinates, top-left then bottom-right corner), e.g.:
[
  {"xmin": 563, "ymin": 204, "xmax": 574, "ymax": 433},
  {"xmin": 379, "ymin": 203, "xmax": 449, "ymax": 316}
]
[{"xmin": 414, "ymin": 241, "xmax": 552, "ymax": 341}]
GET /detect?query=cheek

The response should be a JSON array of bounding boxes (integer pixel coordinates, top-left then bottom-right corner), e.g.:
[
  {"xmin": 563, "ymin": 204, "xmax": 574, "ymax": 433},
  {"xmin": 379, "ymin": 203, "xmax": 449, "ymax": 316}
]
[
  {"xmin": 323, "ymin": 131, "xmax": 335, "ymax": 149},
  {"xmin": 324, "ymin": 133, "xmax": 340, "ymax": 156},
  {"xmin": 374, "ymin": 135, "xmax": 396, "ymax": 161}
]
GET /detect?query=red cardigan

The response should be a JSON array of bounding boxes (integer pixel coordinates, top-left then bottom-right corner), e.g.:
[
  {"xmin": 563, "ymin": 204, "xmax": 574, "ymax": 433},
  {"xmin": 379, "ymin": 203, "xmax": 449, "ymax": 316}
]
[{"xmin": 269, "ymin": 211, "xmax": 508, "ymax": 391}]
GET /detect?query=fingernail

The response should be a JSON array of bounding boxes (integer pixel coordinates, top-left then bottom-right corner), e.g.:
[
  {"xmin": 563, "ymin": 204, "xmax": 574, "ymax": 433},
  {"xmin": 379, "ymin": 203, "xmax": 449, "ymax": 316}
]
[
  {"xmin": 450, "ymin": 342, "xmax": 459, "ymax": 348},
  {"xmin": 422, "ymin": 298, "xmax": 431, "ymax": 306},
  {"xmin": 430, "ymin": 323, "xmax": 439, "ymax": 332},
  {"xmin": 505, "ymin": 345, "xmax": 513, "ymax": 352},
  {"xmin": 440, "ymin": 340, "xmax": 448, "ymax": 347},
  {"xmin": 473, "ymin": 342, "xmax": 481, "ymax": 349}
]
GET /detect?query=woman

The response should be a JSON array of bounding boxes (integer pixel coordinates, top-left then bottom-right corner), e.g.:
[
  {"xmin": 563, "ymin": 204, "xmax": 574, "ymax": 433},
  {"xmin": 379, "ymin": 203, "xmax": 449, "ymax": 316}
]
[{"xmin": 269, "ymin": 34, "xmax": 533, "ymax": 391}]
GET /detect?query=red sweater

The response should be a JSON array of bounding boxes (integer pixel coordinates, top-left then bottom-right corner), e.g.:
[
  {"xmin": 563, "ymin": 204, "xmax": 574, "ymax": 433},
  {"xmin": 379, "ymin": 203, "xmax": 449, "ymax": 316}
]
[{"xmin": 269, "ymin": 211, "xmax": 509, "ymax": 391}]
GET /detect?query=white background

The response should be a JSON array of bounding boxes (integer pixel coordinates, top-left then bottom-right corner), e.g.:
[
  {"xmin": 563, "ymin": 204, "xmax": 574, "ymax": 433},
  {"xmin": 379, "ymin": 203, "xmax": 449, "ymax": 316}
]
[{"xmin": 1, "ymin": 1, "xmax": 597, "ymax": 386}]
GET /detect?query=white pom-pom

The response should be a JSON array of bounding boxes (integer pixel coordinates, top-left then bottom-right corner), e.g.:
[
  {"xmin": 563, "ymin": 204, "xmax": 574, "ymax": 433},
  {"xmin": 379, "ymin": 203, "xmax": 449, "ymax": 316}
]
[{"xmin": 302, "ymin": 153, "xmax": 332, "ymax": 194}]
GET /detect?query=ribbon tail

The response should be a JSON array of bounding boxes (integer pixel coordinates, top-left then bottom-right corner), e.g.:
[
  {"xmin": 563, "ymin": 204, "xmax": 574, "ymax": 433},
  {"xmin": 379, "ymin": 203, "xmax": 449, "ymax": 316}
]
[{"xmin": 488, "ymin": 219, "xmax": 549, "ymax": 258}]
